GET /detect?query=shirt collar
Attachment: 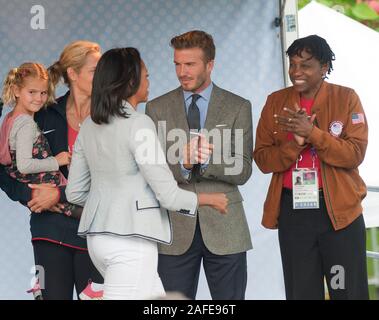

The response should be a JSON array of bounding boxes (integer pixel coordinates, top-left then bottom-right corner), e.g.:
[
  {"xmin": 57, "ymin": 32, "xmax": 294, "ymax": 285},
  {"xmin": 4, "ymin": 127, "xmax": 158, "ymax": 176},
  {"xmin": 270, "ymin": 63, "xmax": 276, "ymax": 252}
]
[
  {"xmin": 122, "ymin": 100, "xmax": 136, "ymax": 112},
  {"xmin": 183, "ymin": 82, "xmax": 213, "ymax": 103}
]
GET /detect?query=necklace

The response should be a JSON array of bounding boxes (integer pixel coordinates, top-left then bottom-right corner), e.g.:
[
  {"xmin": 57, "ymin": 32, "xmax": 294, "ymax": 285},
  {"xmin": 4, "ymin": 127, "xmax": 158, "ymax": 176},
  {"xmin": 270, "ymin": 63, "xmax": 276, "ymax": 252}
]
[
  {"xmin": 73, "ymin": 108, "xmax": 82, "ymax": 129},
  {"xmin": 67, "ymin": 96, "xmax": 89, "ymax": 130},
  {"xmin": 73, "ymin": 105, "xmax": 89, "ymax": 129}
]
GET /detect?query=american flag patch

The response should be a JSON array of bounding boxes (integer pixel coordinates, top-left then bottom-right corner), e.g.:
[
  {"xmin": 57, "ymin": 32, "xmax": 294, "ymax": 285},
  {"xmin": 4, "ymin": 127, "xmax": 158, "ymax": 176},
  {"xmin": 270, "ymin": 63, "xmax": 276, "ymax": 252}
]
[{"xmin": 352, "ymin": 113, "xmax": 365, "ymax": 125}]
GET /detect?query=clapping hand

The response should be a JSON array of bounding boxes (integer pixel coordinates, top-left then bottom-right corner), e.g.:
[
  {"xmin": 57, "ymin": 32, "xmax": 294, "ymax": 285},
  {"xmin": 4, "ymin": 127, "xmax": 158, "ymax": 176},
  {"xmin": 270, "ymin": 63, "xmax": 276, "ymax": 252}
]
[{"xmin": 274, "ymin": 103, "xmax": 316, "ymax": 146}]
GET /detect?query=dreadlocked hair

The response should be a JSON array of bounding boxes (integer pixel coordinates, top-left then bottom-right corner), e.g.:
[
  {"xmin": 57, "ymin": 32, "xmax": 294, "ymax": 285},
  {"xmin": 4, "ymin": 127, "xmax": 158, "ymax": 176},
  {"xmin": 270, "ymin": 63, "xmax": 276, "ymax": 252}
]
[{"xmin": 286, "ymin": 35, "xmax": 335, "ymax": 75}]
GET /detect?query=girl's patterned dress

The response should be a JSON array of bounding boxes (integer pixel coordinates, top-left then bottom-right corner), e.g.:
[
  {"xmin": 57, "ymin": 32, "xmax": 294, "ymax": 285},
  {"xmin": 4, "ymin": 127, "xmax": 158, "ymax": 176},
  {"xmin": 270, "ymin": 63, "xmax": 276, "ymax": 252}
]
[{"xmin": 6, "ymin": 128, "xmax": 73, "ymax": 217}]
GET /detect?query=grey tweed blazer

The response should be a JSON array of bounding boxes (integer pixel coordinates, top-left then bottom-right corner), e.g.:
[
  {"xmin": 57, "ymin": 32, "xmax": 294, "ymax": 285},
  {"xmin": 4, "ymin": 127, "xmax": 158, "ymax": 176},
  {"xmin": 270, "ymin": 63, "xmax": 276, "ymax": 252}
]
[{"xmin": 146, "ymin": 84, "xmax": 253, "ymax": 255}]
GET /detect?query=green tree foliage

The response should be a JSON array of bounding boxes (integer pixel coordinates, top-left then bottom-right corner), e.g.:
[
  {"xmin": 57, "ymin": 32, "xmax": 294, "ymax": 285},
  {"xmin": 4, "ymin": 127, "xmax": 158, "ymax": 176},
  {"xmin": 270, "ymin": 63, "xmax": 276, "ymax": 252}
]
[{"xmin": 299, "ymin": 0, "xmax": 379, "ymax": 31}]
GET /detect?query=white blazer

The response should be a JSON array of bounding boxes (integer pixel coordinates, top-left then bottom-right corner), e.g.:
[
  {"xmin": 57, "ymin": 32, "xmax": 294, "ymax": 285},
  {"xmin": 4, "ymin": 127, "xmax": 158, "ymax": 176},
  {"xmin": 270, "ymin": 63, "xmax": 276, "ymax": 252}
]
[{"xmin": 66, "ymin": 102, "xmax": 197, "ymax": 244}]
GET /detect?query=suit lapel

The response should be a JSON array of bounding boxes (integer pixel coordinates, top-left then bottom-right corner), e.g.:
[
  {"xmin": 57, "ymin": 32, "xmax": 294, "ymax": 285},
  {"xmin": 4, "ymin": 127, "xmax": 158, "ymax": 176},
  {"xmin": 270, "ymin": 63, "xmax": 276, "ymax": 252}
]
[
  {"xmin": 168, "ymin": 84, "xmax": 228, "ymax": 133},
  {"xmin": 204, "ymin": 84, "xmax": 225, "ymax": 132},
  {"xmin": 170, "ymin": 87, "xmax": 189, "ymax": 132}
]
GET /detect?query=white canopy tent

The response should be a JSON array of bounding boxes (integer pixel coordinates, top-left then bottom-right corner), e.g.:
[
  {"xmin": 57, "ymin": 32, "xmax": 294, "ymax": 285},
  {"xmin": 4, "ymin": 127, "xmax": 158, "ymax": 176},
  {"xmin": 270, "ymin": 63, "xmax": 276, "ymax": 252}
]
[{"xmin": 299, "ymin": 1, "xmax": 379, "ymax": 228}]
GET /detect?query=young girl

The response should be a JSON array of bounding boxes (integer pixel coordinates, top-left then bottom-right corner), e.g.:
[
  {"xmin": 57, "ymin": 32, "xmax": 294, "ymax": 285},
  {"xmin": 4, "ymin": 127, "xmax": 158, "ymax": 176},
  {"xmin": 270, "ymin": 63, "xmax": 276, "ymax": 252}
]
[{"xmin": 0, "ymin": 63, "xmax": 73, "ymax": 218}]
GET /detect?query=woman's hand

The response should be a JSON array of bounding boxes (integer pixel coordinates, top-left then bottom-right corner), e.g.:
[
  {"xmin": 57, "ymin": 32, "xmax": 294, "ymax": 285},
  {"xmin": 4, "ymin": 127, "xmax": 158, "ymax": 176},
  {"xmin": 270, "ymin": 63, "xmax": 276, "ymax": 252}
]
[
  {"xmin": 198, "ymin": 192, "xmax": 228, "ymax": 214},
  {"xmin": 274, "ymin": 104, "xmax": 316, "ymax": 145},
  {"xmin": 55, "ymin": 151, "xmax": 72, "ymax": 167},
  {"xmin": 27, "ymin": 183, "xmax": 60, "ymax": 213},
  {"xmin": 49, "ymin": 203, "xmax": 65, "ymax": 213},
  {"xmin": 210, "ymin": 193, "xmax": 228, "ymax": 214}
]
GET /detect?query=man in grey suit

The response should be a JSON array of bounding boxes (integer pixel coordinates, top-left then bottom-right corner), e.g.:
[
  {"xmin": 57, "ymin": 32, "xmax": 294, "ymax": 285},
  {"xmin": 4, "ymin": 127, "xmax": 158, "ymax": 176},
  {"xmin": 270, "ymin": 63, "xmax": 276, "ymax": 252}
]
[{"xmin": 146, "ymin": 30, "xmax": 253, "ymax": 300}]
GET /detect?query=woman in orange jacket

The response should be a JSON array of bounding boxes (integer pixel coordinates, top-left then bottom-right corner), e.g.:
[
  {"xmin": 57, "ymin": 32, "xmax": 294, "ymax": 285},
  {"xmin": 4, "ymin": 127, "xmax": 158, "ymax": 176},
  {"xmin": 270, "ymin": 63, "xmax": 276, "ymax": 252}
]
[{"xmin": 254, "ymin": 35, "xmax": 369, "ymax": 300}]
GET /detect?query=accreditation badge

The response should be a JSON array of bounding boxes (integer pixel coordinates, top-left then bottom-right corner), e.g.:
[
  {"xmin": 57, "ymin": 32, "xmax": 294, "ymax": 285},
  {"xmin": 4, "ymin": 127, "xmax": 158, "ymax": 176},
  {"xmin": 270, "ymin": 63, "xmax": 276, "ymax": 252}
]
[{"xmin": 292, "ymin": 168, "xmax": 319, "ymax": 209}]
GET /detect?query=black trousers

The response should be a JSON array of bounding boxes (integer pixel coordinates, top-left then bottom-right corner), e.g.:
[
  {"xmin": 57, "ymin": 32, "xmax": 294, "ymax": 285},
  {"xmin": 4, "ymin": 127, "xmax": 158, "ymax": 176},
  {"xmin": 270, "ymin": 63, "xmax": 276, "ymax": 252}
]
[
  {"xmin": 33, "ymin": 240, "xmax": 103, "ymax": 300},
  {"xmin": 278, "ymin": 189, "xmax": 369, "ymax": 300},
  {"xmin": 158, "ymin": 220, "xmax": 247, "ymax": 300}
]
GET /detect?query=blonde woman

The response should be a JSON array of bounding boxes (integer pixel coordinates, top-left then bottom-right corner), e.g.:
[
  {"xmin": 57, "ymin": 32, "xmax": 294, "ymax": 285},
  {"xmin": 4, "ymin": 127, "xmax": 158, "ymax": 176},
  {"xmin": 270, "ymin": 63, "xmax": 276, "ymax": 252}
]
[{"xmin": 0, "ymin": 40, "xmax": 103, "ymax": 300}]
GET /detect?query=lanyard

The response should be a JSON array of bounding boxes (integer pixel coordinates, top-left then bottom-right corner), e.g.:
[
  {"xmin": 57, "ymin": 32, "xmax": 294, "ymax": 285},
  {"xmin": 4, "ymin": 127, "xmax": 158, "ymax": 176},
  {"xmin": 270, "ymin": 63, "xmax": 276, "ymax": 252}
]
[{"xmin": 296, "ymin": 147, "xmax": 317, "ymax": 169}]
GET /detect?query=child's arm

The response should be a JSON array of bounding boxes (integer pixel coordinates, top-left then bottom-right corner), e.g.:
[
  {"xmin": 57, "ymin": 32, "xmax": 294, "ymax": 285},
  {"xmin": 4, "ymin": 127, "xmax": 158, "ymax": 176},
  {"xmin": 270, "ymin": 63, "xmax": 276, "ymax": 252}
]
[{"xmin": 12, "ymin": 115, "xmax": 60, "ymax": 174}]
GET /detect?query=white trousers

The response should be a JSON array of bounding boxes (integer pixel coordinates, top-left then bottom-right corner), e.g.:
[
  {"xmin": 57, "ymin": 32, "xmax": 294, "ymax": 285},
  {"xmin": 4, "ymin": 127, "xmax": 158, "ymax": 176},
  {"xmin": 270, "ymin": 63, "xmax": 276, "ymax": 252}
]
[{"xmin": 87, "ymin": 234, "xmax": 165, "ymax": 300}]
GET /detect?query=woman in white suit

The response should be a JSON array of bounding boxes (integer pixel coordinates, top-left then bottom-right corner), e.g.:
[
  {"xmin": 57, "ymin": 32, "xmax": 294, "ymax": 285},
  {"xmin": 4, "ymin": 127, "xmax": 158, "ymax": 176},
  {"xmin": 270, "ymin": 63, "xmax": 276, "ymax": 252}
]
[{"xmin": 66, "ymin": 48, "xmax": 228, "ymax": 300}]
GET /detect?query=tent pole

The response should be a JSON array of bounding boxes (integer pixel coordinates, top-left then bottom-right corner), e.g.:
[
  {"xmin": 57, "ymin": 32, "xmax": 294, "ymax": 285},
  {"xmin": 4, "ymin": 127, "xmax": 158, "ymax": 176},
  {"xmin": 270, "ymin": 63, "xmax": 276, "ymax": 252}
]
[{"xmin": 279, "ymin": 0, "xmax": 299, "ymax": 87}]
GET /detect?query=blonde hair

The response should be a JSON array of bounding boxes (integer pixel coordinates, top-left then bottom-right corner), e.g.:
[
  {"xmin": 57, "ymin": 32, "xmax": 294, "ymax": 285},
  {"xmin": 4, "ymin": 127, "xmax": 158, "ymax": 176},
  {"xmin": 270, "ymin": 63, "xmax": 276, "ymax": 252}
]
[
  {"xmin": 1, "ymin": 62, "xmax": 55, "ymax": 106},
  {"xmin": 48, "ymin": 40, "xmax": 101, "ymax": 87}
]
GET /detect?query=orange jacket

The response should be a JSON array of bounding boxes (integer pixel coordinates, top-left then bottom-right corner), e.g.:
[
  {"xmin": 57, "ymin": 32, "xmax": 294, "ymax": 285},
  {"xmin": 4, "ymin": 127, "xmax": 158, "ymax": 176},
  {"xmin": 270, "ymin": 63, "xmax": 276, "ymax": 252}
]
[{"xmin": 254, "ymin": 81, "xmax": 368, "ymax": 231}]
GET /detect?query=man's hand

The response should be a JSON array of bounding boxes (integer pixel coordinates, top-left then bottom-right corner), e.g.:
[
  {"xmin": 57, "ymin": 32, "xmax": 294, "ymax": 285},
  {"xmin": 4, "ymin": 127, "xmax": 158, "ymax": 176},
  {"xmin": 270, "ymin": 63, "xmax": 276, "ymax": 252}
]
[
  {"xmin": 27, "ymin": 183, "xmax": 60, "ymax": 213},
  {"xmin": 197, "ymin": 134, "xmax": 213, "ymax": 164},
  {"xmin": 182, "ymin": 136, "xmax": 198, "ymax": 170},
  {"xmin": 182, "ymin": 134, "xmax": 214, "ymax": 169}
]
